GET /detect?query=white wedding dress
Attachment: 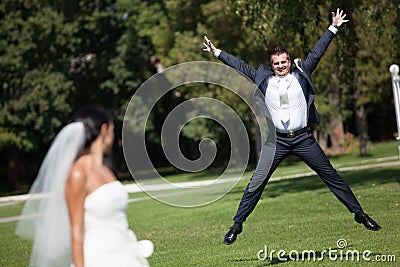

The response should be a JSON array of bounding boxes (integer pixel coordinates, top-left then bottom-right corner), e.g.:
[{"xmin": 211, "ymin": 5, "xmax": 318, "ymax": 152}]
[
  {"xmin": 83, "ymin": 181, "xmax": 153, "ymax": 267},
  {"xmin": 15, "ymin": 123, "xmax": 153, "ymax": 267}
]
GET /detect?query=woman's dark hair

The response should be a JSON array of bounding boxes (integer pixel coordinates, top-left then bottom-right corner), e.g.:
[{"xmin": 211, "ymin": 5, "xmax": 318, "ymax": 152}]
[{"xmin": 70, "ymin": 105, "xmax": 112, "ymax": 147}]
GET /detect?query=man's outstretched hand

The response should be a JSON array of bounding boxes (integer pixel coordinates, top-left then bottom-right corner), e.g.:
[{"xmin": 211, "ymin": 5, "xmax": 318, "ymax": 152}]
[
  {"xmin": 203, "ymin": 36, "xmax": 217, "ymax": 54},
  {"xmin": 331, "ymin": 8, "xmax": 349, "ymax": 27}
]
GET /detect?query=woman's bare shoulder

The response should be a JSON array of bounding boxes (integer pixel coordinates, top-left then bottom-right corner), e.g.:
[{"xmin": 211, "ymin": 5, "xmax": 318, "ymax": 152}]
[{"xmin": 67, "ymin": 156, "xmax": 89, "ymax": 187}]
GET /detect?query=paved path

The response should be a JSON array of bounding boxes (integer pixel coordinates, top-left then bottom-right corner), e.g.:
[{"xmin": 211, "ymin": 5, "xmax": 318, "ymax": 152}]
[{"xmin": 1, "ymin": 158, "xmax": 399, "ymax": 223}]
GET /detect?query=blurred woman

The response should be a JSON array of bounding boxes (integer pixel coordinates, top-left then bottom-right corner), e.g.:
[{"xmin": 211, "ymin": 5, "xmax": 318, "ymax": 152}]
[{"xmin": 16, "ymin": 106, "xmax": 153, "ymax": 267}]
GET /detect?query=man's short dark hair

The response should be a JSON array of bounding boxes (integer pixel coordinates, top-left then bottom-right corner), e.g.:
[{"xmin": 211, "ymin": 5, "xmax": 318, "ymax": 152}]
[{"xmin": 270, "ymin": 47, "xmax": 290, "ymax": 64}]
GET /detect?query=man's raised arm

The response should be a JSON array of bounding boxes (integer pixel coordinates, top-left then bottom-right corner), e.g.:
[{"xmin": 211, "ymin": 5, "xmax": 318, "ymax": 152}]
[
  {"xmin": 203, "ymin": 36, "xmax": 257, "ymax": 82},
  {"xmin": 301, "ymin": 8, "xmax": 349, "ymax": 74}
]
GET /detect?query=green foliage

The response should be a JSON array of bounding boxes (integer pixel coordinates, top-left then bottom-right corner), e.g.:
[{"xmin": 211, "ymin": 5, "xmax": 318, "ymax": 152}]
[
  {"xmin": 1, "ymin": 70, "xmax": 73, "ymax": 150},
  {"xmin": 0, "ymin": 0, "xmax": 158, "ymax": 187},
  {"xmin": 0, "ymin": 0, "xmax": 399, "ymax": 188},
  {"xmin": 0, "ymin": 0, "xmax": 77, "ymax": 151},
  {"xmin": 352, "ymin": 1, "xmax": 397, "ymax": 108}
]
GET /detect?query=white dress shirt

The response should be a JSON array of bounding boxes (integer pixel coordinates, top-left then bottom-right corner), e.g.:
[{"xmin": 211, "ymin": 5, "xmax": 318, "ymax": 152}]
[{"xmin": 265, "ymin": 74, "xmax": 308, "ymax": 131}]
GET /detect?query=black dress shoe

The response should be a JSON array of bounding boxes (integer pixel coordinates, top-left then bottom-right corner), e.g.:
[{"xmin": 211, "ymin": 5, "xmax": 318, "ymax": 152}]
[
  {"xmin": 355, "ymin": 212, "xmax": 381, "ymax": 231},
  {"xmin": 224, "ymin": 223, "xmax": 242, "ymax": 245}
]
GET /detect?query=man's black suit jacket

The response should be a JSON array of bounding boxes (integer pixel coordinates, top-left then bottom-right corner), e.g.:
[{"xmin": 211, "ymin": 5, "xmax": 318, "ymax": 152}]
[{"xmin": 217, "ymin": 28, "xmax": 337, "ymax": 125}]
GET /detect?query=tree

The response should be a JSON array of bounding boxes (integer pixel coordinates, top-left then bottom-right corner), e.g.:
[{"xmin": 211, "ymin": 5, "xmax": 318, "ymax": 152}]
[
  {"xmin": 0, "ymin": 0, "xmax": 157, "ymax": 190},
  {"xmin": 0, "ymin": 0, "xmax": 78, "ymax": 190},
  {"xmin": 351, "ymin": 0, "xmax": 397, "ymax": 155}
]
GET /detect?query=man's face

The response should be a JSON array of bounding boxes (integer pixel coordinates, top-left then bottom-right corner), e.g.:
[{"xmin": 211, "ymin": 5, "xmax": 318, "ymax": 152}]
[{"xmin": 271, "ymin": 53, "xmax": 291, "ymax": 77}]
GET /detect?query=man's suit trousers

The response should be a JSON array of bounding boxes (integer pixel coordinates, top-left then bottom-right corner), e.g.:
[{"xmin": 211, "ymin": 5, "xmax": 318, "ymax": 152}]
[{"xmin": 233, "ymin": 131, "xmax": 363, "ymax": 224}]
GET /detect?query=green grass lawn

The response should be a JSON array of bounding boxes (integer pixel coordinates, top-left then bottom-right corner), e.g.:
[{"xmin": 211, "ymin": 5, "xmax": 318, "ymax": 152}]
[{"xmin": 1, "ymin": 162, "xmax": 399, "ymax": 266}]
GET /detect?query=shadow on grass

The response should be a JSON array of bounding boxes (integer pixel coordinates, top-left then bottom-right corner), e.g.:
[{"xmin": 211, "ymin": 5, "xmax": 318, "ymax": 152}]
[
  {"xmin": 228, "ymin": 167, "xmax": 400, "ymax": 201},
  {"xmin": 229, "ymin": 256, "xmax": 295, "ymax": 266},
  {"xmin": 229, "ymin": 245, "xmax": 383, "ymax": 266},
  {"xmin": 227, "ymin": 249, "xmax": 326, "ymax": 266}
]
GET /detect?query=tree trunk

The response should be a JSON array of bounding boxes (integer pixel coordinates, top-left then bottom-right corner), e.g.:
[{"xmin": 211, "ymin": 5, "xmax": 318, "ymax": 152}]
[
  {"xmin": 316, "ymin": 129, "xmax": 328, "ymax": 151},
  {"xmin": 328, "ymin": 73, "xmax": 345, "ymax": 154},
  {"xmin": 329, "ymin": 119, "xmax": 345, "ymax": 153},
  {"xmin": 355, "ymin": 105, "xmax": 371, "ymax": 155},
  {"xmin": 5, "ymin": 148, "xmax": 21, "ymax": 191}
]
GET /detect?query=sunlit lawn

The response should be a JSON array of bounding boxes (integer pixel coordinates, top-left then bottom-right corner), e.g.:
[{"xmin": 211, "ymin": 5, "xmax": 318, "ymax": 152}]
[{"xmin": 1, "ymin": 161, "xmax": 399, "ymax": 266}]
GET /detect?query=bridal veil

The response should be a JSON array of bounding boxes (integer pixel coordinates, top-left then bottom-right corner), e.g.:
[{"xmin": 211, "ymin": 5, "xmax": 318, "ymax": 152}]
[{"xmin": 15, "ymin": 122, "xmax": 85, "ymax": 267}]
